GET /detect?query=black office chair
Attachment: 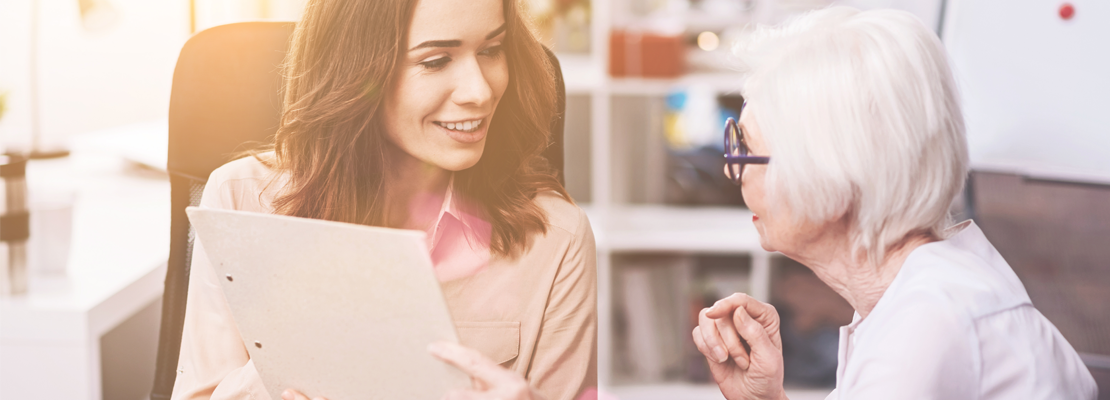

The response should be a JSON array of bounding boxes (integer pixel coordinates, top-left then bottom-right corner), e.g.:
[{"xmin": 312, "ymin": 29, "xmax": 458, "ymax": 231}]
[
  {"xmin": 151, "ymin": 21, "xmax": 567, "ymax": 400},
  {"xmin": 965, "ymin": 171, "xmax": 1110, "ymax": 398}
]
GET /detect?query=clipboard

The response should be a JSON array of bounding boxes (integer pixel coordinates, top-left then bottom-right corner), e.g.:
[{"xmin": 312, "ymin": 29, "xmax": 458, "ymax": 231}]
[{"xmin": 186, "ymin": 207, "xmax": 469, "ymax": 400}]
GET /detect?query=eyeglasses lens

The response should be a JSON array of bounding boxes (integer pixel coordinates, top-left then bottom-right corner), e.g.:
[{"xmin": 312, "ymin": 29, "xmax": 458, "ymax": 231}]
[
  {"xmin": 727, "ymin": 121, "xmax": 742, "ymax": 157},
  {"xmin": 726, "ymin": 120, "xmax": 743, "ymax": 182}
]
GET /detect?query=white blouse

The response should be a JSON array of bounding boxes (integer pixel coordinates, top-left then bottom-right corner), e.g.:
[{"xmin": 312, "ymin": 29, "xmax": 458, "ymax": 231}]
[{"xmin": 826, "ymin": 221, "xmax": 1097, "ymax": 399}]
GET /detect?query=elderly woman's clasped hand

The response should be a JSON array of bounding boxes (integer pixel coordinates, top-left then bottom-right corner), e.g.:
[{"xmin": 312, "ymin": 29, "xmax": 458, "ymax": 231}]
[{"xmin": 693, "ymin": 293, "xmax": 786, "ymax": 400}]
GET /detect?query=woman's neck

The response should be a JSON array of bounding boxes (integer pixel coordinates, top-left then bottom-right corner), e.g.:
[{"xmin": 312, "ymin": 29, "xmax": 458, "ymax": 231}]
[
  {"xmin": 790, "ymin": 227, "xmax": 935, "ymax": 320},
  {"xmin": 381, "ymin": 148, "xmax": 451, "ymax": 231}
]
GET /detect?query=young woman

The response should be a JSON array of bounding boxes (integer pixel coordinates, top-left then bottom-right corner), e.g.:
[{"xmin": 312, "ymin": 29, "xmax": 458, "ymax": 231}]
[{"xmin": 170, "ymin": 0, "xmax": 597, "ymax": 399}]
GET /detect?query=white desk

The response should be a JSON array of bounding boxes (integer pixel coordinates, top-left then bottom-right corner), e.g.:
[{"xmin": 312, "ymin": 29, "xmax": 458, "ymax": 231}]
[{"xmin": 0, "ymin": 156, "xmax": 169, "ymax": 400}]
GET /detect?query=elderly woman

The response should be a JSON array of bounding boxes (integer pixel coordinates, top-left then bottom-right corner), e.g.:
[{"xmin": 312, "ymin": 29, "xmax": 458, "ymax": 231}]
[{"xmin": 694, "ymin": 7, "xmax": 1097, "ymax": 400}]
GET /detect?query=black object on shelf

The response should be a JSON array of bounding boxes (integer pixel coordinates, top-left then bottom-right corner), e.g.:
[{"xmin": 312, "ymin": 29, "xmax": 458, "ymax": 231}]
[{"xmin": 665, "ymin": 146, "xmax": 746, "ymax": 207}]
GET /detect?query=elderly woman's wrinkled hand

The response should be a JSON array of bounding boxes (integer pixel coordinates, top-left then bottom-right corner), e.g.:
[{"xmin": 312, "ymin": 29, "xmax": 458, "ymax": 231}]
[{"xmin": 693, "ymin": 293, "xmax": 786, "ymax": 400}]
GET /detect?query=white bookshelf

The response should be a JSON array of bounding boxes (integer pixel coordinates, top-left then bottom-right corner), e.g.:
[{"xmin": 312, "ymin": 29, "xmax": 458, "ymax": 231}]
[
  {"xmin": 585, "ymin": 205, "xmax": 764, "ymax": 254},
  {"xmin": 552, "ymin": 2, "xmax": 775, "ymax": 393},
  {"xmin": 583, "ymin": 205, "xmax": 773, "ymax": 390}
]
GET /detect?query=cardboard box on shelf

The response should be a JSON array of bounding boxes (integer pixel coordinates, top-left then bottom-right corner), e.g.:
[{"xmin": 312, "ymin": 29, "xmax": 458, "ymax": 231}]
[{"xmin": 609, "ymin": 30, "xmax": 685, "ymax": 78}]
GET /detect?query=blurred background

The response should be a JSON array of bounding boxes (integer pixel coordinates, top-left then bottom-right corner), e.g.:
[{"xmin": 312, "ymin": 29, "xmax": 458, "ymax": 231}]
[{"xmin": 1, "ymin": 0, "xmax": 1108, "ymax": 399}]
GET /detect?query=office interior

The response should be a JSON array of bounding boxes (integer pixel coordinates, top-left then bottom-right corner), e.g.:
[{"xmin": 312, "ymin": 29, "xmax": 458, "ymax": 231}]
[{"xmin": 0, "ymin": 0, "xmax": 1107, "ymax": 399}]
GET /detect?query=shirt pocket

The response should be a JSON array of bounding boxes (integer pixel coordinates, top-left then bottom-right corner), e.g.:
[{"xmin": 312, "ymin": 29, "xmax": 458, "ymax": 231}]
[{"xmin": 455, "ymin": 321, "xmax": 520, "ymax": 365}]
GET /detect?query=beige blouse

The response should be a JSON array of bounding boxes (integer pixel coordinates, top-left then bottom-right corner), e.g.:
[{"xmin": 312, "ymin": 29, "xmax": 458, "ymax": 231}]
[{"xmin": 171, "ymin": 155, "xmax": 598, "ymax": 400}]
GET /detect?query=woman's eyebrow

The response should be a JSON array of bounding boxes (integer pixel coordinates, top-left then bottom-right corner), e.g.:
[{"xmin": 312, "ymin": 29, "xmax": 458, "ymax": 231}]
[
  {"xmin": 409, "ymin": 39, "xmax": 461, "ymax": 51},
  {"xmin": 485, "ymin": 24, "xmax": 506, "ymax": 40},
  {"xmin": 409, "ymin": 24, "xmax": 507, "ymax": 52}
]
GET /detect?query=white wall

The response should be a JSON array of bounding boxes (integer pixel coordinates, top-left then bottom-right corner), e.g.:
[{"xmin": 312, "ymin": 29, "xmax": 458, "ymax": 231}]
[
  {"xmin": 0, "ymin": 0, "xmax": 315, "ymax": 154},
  {"xmin": 0, "ymin": 0, "xmax": 191, "ymax": 153},
  {"xmin": 0, "ymin": 0, "xmax": 35, "ymax": 153},
  {"xmin": 194, "ymin": 0, "xmax": 307, "ymax": 32}
]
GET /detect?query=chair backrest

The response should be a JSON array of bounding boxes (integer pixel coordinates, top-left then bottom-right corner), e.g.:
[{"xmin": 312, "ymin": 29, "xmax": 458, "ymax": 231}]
[
  {"xmin": 151, "ymin": 21, "xmax": 566, "ymax": 400},
  {"xmin": 965, "ymin": 171, "xmax": 1110, "ymax": 390}
]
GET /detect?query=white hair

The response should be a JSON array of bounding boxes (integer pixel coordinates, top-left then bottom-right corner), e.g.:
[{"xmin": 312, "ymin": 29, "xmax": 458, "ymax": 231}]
[{"xmin": 734, "ymin": 6, "xmax": 969, "ymax": 264}]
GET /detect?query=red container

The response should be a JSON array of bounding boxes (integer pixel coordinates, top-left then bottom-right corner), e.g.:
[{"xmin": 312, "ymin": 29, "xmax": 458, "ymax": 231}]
[{"xmin": 609, "ymin": 30, "xmax": 685, "ymax": 78}]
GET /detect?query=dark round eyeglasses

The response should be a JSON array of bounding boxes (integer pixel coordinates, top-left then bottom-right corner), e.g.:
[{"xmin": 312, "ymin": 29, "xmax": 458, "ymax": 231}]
[{"xmin": 723, "ymin": 107, "xmax": 769, "ymax": 185}]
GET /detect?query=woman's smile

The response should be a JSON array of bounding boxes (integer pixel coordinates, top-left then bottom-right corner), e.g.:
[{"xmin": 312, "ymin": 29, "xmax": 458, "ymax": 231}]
[
  {"xmin": 433, "ymin": 118, "xmax": 483, "ymax": 133},
  {"xmin": 433, "ymin": 117, "xmax": 487, "ymax": 144}
]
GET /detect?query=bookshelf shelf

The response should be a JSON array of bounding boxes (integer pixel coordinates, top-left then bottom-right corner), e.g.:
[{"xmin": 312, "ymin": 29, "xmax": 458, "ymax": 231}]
[
  {"xmin": 584, "ymin": 205, "xmax": 765, "ymax": 254},
  {"xmin": 558, "ymin": 54, "xmax": 745, "ymax": 96}
]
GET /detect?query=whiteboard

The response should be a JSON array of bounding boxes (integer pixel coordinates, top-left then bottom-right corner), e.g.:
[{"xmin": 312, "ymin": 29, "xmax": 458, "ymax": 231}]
[{"xmin": 942, "ymin": 0, "xmax": 1110, "ymax": 185}]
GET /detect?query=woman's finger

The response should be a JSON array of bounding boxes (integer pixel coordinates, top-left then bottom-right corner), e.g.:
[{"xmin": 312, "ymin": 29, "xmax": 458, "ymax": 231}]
[
  {"xmin": 698, "ymin": 308, "xmax": 730, "ymax": 363},
  {"xmin": 713, "ymin": 312, "xmax": 750, "ymax": 367},
  {"xmin": 732, "ymin": 304, "xmax": 778, "ymax": 368},
  {"xmin": 692, "ymin": 326, "xmax": 712, "ymax": 358},
  {"xmin": 707, "ymin": 293, "xmax": 782, "ymax": 349},
  {"xmin": 706, "ymin": 293, "xmax": 758, "ymax": 319},
  {"xmin": 429, "ymin": 341, "xmax": 517, "ymax": 389}
]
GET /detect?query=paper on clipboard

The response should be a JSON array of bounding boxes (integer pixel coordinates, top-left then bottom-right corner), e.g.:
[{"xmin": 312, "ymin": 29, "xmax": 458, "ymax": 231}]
[{"xmin": 186, "ymin": 207, "xmax": 469, "ymax": 400}]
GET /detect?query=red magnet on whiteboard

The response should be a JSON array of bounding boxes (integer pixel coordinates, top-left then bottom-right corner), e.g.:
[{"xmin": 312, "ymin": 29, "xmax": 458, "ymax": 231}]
[{"xmin": 1059, "ymin": 3, "xmax": 1075, "ymax": 20}]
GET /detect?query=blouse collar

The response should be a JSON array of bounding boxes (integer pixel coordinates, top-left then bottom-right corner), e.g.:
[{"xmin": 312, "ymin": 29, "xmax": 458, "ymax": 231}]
[{"xmin": 424, "ymin": 175, "xmax": 492, "ymax": 281}]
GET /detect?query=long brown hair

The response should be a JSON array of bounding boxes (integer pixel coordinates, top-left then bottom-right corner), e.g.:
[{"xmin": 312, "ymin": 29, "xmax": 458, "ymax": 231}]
[{"xmin": 263, "ymin": 0, "xmax": 568, "ymax": 256}]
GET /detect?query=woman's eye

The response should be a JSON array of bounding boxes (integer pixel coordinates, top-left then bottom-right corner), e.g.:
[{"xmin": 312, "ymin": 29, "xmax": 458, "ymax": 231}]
[
  {"xmin": 420, "ymin": 57, "xmax": 450, "ymax": 70},
  {"xmin": 480, "ymin": 45, "xmax": 503, "ymax": 59}
]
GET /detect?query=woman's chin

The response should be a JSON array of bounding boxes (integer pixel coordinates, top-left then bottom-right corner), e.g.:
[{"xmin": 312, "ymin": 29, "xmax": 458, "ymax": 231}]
[
  {"xmin": 434, "ymin": 150, "xmax": 485, "ymax": 172},
  {"xmin": 754, "ymin": 225, "xmax": 775, "ymax": 252},
  {"xmin": 758, "ymin": 238, "xmax": 774, "ymax": 253}
]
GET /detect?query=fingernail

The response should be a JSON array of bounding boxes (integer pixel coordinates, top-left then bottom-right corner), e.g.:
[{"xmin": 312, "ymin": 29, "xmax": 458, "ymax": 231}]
[
  {"xmin": 713, "ymin": 346, "xmax": 728, "ymax": 363},
  {"xmin": 282, "ymin": 389, "xmax": 294, "ymax": 400}
]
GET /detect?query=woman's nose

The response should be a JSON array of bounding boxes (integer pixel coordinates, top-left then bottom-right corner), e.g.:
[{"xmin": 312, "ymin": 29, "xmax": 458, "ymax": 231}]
[{"xmin": 451, "ymin": 58, "xmax": 493, "ymax": 107}]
